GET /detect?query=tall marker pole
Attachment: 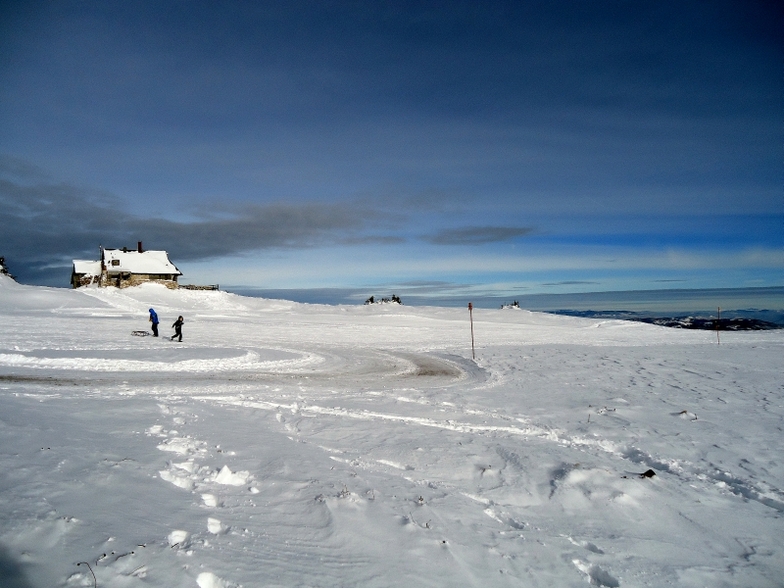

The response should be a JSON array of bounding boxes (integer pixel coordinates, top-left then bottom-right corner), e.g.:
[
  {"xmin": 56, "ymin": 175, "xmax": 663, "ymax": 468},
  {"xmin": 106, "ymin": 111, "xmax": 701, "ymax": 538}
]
[
  {"xmin": 716, "ymin": 306, "xmax": 721, "ymax": 345},
  {"xmin": 468, "ymin": 302, "xmax": 475, "ymax": 360}
]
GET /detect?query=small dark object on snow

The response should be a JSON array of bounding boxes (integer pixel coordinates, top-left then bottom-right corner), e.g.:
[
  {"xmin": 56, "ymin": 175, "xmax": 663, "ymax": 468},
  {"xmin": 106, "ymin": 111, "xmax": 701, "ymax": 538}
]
[
  {"xmin": 621, "ymin": 468, "xmax": 657, "ymax": 479},
  {"xmin": 77, "ymin": 561, "xmax": 97, "ymax": 588},
  {"xmin": 365, "ymin": 294, "xmax": 402, "ymax": 305}
]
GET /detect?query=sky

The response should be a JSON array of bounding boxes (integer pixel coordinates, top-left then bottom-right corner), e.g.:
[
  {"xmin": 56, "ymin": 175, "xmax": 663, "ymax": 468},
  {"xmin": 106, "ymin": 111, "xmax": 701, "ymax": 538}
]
[{"xmin": 0, "ymin": 0, "xmax": 782, "ymax": 303}]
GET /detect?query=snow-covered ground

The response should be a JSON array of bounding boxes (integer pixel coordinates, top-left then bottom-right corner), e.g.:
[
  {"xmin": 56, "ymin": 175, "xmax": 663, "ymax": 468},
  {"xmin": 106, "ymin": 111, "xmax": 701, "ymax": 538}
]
[{"xmin": 1, "ymin": 276, "xmax": 782, "ymax": 588}]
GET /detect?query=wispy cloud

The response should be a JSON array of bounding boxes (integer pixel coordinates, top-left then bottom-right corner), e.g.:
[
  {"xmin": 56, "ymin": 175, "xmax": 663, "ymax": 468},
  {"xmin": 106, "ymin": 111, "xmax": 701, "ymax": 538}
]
[
  {"xmin": 425, "ymin": 226, "xmax": 534, "ymax": 245},
  {"xmin": 541, "ymin": 281, "xmax": 600, "ymax": 287},
  {"xmin": 0, "ymin": 157, "xmax": 388, "ymax": 282},
  {"xmin": 339, "ymin": 235, "xmax": 407, "ymax": 246}
]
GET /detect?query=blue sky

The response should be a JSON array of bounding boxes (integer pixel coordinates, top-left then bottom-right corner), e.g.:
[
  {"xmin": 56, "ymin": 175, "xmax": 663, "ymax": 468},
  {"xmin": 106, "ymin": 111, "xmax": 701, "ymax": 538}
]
[{"xmin": 1, "ymin": 1, "xmax": 781, "ymax": 301}]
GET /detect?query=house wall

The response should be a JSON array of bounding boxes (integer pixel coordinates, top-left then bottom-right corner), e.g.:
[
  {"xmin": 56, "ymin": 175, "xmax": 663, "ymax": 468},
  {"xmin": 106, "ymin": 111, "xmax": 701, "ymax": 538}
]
[
  {"xmin": 72, "ymin": 274, "xmax": 99, "ymax": 288},
  {"xmin": 178, "ymin": 284, "xmax": 220, "ymax": 291},
  {"xmin": 72, "ymin": 272, "xmax": 179, "ymax": 289},
  {"xmin": 105, "ymin": 272, "xmax": 179, "ymax": 289}
]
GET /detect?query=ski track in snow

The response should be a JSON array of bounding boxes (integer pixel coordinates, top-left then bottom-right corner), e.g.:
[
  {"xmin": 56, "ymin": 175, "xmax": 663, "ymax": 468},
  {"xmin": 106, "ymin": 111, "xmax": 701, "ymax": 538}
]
[{"xmin": 1, "ymin": 280, "xmax": 783, "ymax": 587}]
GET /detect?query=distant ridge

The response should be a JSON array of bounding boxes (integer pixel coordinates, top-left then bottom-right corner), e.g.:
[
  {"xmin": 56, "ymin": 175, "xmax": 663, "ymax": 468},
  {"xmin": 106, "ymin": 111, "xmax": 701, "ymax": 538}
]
[{"xmin": 548, "ymin": 310, "xmax": 783, "ymax": 330}]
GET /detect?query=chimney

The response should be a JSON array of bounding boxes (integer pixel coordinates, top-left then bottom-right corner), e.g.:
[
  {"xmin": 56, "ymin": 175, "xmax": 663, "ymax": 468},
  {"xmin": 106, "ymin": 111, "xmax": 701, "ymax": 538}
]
[{"xmin": 137, "ymin": 241, "xmax": 143, "ymax": 253}]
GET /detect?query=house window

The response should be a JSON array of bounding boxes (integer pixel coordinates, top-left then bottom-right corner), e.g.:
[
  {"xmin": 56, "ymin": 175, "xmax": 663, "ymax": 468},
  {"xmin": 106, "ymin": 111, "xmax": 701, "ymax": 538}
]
[{"xmin": 111, "ymin": 259, "xmax": 120, "ymax": 266}]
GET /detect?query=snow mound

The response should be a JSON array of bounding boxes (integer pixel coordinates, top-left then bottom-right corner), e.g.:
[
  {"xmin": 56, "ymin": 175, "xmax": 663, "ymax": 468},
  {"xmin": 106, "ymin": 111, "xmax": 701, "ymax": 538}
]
[{"xmin": 214, "ymin": 465, "xmax": 250, "ymax": 486}]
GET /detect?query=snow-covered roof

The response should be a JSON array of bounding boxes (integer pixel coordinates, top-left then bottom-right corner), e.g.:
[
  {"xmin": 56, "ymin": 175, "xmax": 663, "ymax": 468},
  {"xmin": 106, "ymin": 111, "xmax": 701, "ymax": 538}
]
[
  {"xmin": 72, "ymin": 260, "xmax": 102, "ymax": 275},
  {"xmin": 102, "ymin": 249, "xmax": 182, "ymax": 275}
]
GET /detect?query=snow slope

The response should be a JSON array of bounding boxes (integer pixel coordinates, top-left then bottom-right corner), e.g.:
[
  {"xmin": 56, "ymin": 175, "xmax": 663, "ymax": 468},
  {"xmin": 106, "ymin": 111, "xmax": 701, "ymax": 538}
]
[{"xmin": 1, "ymin": 276, "xmax": 782, "ymax": 587}]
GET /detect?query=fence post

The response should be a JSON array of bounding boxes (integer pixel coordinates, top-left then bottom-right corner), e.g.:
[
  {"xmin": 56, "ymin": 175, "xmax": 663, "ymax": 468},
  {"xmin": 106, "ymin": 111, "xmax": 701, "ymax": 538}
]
[
  {"xmin": 716, "ymin": 306, "xmax": 721, "ymax": 345},
  {"xmin": 468, "ymin": 302, "xmax": 475, "ymax": 360}
]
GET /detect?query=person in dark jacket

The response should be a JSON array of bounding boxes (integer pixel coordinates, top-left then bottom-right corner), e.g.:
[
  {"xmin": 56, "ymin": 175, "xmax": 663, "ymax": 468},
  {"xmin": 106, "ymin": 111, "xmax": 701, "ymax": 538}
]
[
  {"xmin": 149, "ymin": 308, "xmax": 159, "ymax": 337},
  {"xmin": 171, "ymin": 315, "xmax": 184, "ymax": 342}
]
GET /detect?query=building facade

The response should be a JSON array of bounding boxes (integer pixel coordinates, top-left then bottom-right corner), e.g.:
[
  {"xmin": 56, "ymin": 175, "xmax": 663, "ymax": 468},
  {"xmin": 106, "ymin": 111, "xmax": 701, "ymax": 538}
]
[{"xmin": 71, "ymin": 243, "xmax": 182, "ymax": 289}]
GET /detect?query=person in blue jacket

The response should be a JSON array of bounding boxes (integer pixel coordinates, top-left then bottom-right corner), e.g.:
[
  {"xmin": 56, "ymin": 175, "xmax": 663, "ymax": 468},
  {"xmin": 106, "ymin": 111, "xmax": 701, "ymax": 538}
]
[{"xmin": 149, "ymin": 308, "xmax": 159, "ymax": 337}]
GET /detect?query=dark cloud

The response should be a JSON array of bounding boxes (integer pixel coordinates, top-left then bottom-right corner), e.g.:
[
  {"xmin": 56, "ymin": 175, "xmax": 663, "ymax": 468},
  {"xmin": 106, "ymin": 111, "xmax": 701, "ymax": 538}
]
[
  {"xmin": 426, "ymin": 226, "xmax": 533, "ymax": 245},
  {"xmin": 0, "ymin": 158, "xmax": 383, "ymax": 285},
  {"xmin": 339, "ymin": 235, "xmax": 407, "ymax": 246},
  {"xmin": 379, "ymin": 280, "xmax": 476, "ymax": 296}
]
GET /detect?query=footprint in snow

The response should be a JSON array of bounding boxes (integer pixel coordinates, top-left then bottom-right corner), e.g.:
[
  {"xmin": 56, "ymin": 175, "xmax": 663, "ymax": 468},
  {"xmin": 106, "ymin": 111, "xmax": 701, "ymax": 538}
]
[
  {"xmin": 572, "ymin": 559, "xmax": 620, "ymax": 587},
  {"xmin": 568, "ymin": 536, "xmax": 605, "ymax": 554},
  {"xmin": 214, "ymin": 465, "xmax": 251, "ymax": 486},
  {"xmin": 202, "ymin": 493, "xmax": 220, "ymax": 507},
  {"xmin": 167, "ymin": 529, "xmax": 190, "ymax": 549},
  {"xmin": 197, "ymin": 571, "xmax": 233, "ymax": 588},
  {"xmin": 207, "ymin": 517, "xmax": 226, "ymax": 534}
]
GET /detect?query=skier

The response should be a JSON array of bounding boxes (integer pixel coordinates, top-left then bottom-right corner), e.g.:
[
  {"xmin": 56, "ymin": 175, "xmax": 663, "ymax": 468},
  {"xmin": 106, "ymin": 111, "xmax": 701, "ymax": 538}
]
[
  {"xmin": 171, "ymin": 315, "xmax": 184, "ymax": 342},
  {"xmin": 149, "ymin": 308, "xmax": 159, "ymax": 337}
]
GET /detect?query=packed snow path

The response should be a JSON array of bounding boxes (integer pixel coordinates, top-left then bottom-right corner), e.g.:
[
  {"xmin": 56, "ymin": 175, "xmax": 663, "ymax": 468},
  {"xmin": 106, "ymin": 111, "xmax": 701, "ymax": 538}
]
[{"xmin": 1, "ymin": 278, "xmax": 782, "ymax": 587}]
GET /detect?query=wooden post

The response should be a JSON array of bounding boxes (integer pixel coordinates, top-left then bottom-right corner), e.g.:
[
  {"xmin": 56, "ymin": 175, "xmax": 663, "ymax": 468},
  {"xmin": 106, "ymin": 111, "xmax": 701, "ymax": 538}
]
[
  {"xmin": 716, "ymin": 306, "xmax": 721, "ymax": 345},
  {"xmin": 468, "ymin": 302, "xmax": 475, "ymax": 360}
]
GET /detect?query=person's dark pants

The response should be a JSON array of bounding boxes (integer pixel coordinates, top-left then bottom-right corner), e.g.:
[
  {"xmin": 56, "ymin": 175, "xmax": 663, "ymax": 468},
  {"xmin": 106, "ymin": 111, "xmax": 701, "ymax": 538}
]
[
  {"xmin": 152, "ymin": 323, "xmax": 159, "ymax": 337},
  {"xmin": 172, "ymin": 328, "xmax": 182, "ymax": 342}
]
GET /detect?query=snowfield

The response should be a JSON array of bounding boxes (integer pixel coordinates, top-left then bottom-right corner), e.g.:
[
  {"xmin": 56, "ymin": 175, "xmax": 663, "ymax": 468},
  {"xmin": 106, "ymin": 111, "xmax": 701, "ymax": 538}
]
[{"xmin": 0, "ymin": 276, "xmax": 782, "ymax": 588}]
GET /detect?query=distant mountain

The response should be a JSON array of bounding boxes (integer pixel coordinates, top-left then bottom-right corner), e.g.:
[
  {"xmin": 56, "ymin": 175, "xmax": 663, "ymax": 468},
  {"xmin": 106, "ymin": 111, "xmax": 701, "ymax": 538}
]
[
  {"xmin": 549, "ymin": 310, "xmax": 783, "ymax": 330},
  {"xmin": 639, "ymin": 317, "xmax": 781, "ymax": 331}
]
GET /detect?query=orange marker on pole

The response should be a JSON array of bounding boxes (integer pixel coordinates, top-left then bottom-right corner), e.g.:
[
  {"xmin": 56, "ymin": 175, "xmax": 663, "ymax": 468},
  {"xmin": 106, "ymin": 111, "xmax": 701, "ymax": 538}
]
[{"xmin": 468, "ymin": 302, "xmax": 475, "ymax": 360}]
